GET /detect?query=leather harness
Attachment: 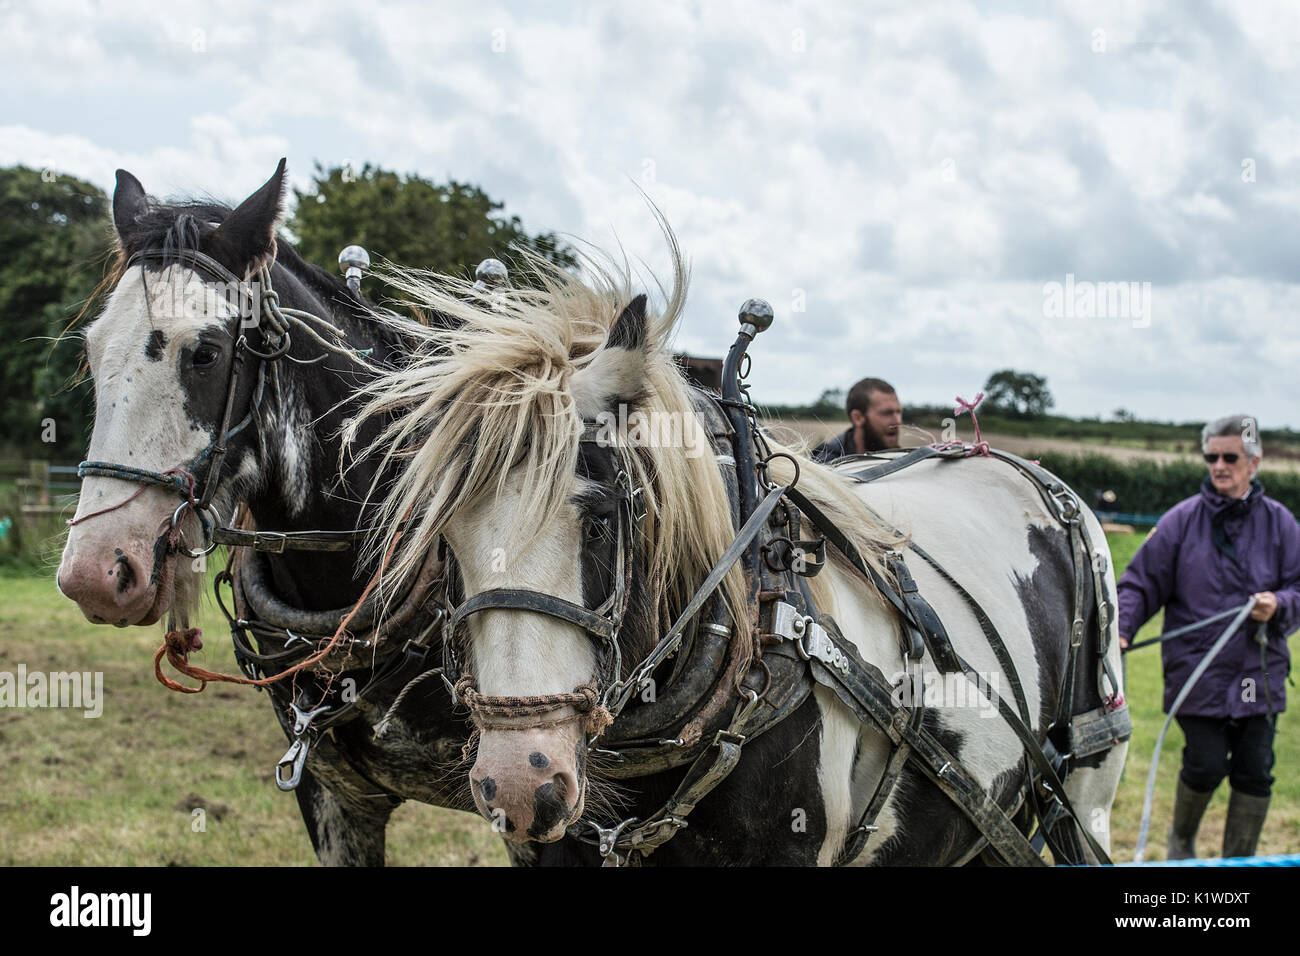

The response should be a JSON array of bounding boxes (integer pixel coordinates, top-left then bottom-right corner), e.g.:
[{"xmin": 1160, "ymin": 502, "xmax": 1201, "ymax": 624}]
[
  {"xmin": 558, "ymin": 403, "xmax": 1131, "ymax": 867},
  {"xmin": 79, "ymin": 249, "xmax": 1130, "ymax": 865}
]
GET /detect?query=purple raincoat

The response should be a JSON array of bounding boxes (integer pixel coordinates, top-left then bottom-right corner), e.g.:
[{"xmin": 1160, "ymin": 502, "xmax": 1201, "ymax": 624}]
[{"xmin": 1117, "ymin": 478, "xmax": 1300, "ymax": 718}]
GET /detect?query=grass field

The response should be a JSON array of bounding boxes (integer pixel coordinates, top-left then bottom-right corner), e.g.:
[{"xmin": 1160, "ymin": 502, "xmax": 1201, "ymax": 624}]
[{"xmin": 0, "ymin": 533, "xmax": 1295, "ymax": 865}]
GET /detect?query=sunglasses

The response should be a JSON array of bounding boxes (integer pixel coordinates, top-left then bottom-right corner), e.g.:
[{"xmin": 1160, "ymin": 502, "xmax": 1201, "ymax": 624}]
[{"xmin": 1204, "ymin": 453, "xmax": 1241, "ymax": 464}]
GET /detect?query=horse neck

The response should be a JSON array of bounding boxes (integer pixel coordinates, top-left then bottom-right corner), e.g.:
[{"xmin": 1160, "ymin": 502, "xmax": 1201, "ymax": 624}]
[{"xmin": 240, "ymin": 259, "xmax": 396, "ymax": 612}]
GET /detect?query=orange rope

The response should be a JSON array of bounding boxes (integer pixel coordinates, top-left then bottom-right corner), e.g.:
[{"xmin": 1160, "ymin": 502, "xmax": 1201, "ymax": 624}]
[{"xmin": 153, "ymin": 511, "xmax": 411, "ymax": 693}]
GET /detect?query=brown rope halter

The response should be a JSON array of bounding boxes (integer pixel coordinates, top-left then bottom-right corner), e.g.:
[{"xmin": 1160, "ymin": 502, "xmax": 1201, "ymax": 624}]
[{"xmin": 453, "ymin": 675, "xmax": 614, "ymax": 763}]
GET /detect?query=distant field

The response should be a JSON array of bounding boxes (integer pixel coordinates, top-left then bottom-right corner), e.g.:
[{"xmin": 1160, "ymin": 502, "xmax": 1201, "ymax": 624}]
[
  {"xmin": 766, "ymin": 418, "xmax": 1300, "ymax": 473},
  {"xmin": 1, "ymin": 532, "xmax": 1295, "ymax": 865}
]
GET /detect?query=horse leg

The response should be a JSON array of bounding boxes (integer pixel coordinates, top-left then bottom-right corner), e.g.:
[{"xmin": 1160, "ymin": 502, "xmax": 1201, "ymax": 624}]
[{"xmin": 292, "ymin": 765, "xmax": 396, "ymax": 866}]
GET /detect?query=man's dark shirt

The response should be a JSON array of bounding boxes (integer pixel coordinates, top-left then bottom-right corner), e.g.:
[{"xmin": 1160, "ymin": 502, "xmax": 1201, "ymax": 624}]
[{"xmin": 811, "ymin": 426, "xmax": 886, "ymax": 463}]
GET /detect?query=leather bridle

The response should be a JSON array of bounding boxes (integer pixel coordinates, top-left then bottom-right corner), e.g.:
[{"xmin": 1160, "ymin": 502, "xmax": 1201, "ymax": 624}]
[
  {"xmin": 74, "ymin": 247, "xmax": 369, "ymax": 559},
  {"xmin": 75, "ymin": 248, "xmax": 287, "ymax": 557},
  {"xmin": 440, "ymin": 423, "xmax": 643, "ymax": 717}
]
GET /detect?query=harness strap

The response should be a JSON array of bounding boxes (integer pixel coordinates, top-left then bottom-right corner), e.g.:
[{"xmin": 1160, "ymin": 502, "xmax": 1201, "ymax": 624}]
[
  {"xmin": 801, "ymin": 647, "xmax": 1046, "ymax": 867},
  {"xmin": 76, "ymin": 462, "xmax": 194, "ymax": 496},
  {"xmin": 607, "ymin": 484, "xmax": 789, "ymax": 716},
  {"xmin": 885, "ymin": 551, "xmax": 962, "ymax": 674},
  {"xmin": 579, "ymin": 688, "xmax": 762, "ymax": 865},
  {"xmin": 782, "ymin": 486, "xmax": 927, "ymax": 661},
  {"xmin": 839, "ymin": 447, "xmax": 1118, "ymax": 753},
  {"xmin": 835, "ymin": 729, "xmax": 913, "ymax": 865},
  {"xmin": 834, "ymin": 444, "xmax": 952, "ymax": 481},
  {"xmin": 904, "ymin": 540, "xmax": 1034, "ymax": 730},
  {"xmin": 791, "ymin": 465, "xmax": 1111, "ymax": 864},
  {"xmin": 448, "ymin": 588, "xmax": 619, "ymax": 643},
  {"xmin": 1052, "ymin": 519, "xmax": 1090, "ymax": 736},
  {"xmin": 833, "ymin": 616, "xmax": 924, "ymax": 865}
]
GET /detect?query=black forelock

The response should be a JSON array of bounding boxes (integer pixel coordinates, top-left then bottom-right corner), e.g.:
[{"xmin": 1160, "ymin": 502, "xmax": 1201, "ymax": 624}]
[
  {"xmin": 116, "ymin": 200, "xmax": 230, "ymax": 260},
  {"xmin": 114, "ymin": 199, "xmax": 399, "ymax": 334}
]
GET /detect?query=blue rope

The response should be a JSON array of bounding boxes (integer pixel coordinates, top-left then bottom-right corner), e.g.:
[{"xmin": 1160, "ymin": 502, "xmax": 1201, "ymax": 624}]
[
  {"xmin": 1132, "ymin": 597, "xmax": 1259, "ymax": 863},
  {"xmin": 1119, "ymin": 853, "xmax": 1300, "ymax": 868}
]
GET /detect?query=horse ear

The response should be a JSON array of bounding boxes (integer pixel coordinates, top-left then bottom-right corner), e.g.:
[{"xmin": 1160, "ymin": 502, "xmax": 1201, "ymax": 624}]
[
  {"xmin": 112, "ymin": 169, "xmax": 148, "ymax": 240},
  {"xmin": 607, "ymin": 294, "xmax": 647, "ymax": 351},
  {"xmin": 210, "ymin": 158, "xmax": 287, "ymax": 274},
  {"xmin": 571, "ymin": 294, "xmax": 650, "ymax": 418}
]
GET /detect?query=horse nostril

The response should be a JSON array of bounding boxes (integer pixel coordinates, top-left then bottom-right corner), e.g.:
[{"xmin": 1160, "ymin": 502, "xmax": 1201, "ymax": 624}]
[
  {"xmin": 550, "ymin": 771, "xmax": 571, "ymax": 803},
  {"xmin": 112, "ymin": 554, "xmax": 136, "ymax": 596},
  {"xmin": 479, "ymin": 776, "xmax": 497, "ymax": 802}
]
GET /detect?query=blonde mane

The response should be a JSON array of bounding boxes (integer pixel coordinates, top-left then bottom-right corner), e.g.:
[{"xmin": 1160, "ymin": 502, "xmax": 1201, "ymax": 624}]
[{"xmin": 348, "ymin": 231, "xmax": 902, "ymax": 664}]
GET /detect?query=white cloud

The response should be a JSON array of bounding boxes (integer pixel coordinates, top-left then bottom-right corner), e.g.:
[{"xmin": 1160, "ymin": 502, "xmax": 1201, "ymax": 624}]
[{"xmin": 3, "ymin": 0, "xmax": 1298, "ymax": 425}]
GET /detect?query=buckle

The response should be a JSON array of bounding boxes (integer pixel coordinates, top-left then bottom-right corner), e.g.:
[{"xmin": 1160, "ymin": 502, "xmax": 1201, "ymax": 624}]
[
  {"xmin": 254, "ymin": 531, "xmax": 287, "ymax": 553},
  {"xmin": 1050, "ymin": 484, "xmax": 1080, "ymax": 521},
  {"xmin": 713, "ymin": 728, "xmax": 747, "ymax": 747}
]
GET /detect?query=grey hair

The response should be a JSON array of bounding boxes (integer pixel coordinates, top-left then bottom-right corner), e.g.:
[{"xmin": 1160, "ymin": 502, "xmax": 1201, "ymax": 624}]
[{"xmin": 1201, "ymin": 414, "xmax": 1262, "ymax": 459}]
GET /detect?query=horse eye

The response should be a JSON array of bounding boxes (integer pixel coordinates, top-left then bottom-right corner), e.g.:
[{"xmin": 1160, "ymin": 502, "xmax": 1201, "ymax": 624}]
[
  {"xmin": 191, "ymin": 345, "xmax": 219, "ymax": 369},
  {"xmin": 586, "ymin": 515, "xmax": 611, "ymax": 540}
]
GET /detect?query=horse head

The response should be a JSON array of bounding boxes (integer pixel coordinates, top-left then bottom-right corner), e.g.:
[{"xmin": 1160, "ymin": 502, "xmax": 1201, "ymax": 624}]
[
  {"xmin": 352, "ymin": 247, "xmax": 750, "ymax": 844},
  {"xmin": 58, "ymin": 160, "xmax": 292, "ymax": 627}
]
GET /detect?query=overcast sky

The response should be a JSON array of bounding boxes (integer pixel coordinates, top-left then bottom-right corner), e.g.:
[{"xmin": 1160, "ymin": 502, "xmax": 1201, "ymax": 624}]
[{"xmin": 4, "ymin": 0, "xmax": 1298, "ymax": 427}]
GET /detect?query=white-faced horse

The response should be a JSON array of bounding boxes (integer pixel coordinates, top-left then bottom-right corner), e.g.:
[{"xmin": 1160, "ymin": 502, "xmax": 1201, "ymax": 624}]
[
  {"xmin": 353, "ymin": 241, "xmax": 1131, "ymax": 865},
  {"xmin": 57, "ymin": 161, "xmax": 476, "ymax": 865}
]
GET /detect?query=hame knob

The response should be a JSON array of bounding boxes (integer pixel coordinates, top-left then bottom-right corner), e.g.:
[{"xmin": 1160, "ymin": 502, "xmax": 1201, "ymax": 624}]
[
  {"xmin": 738, "ymin": 298, "xmax": 774, "ymax": 338},
  {"xmin": 338, "ymin": 245, "xmax": 370, "ymax": 294},
  {"xmin": 473, "ymin": 258, "xmax": 508, "ymax": 293}
]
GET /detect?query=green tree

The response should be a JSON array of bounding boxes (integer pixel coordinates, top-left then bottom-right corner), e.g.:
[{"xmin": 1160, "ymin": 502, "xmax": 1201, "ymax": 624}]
[
  {"xmin": 287, "ymin": 163, "xmax": 576, "ymax": 312},
  {"xmin": 812, "ymin": 387, "xmax": 845, "ymax": 413},
  {"xmin": 982, "ymin": 369, "xmax": 1054, "ymax": 418},
  {"xmin": 0, "ymin": 166, "xmax": 110, "ymax": 458}
]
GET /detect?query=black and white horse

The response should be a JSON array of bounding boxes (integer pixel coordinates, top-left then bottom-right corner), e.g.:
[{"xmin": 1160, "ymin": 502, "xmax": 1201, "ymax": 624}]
[
  {"xmin": 57, "ymin": 162, "xmax": 473, "ymax": 865},
  {"xmin": 353, "ymin": 242, "xmax": 1129, "ymax": 865}
]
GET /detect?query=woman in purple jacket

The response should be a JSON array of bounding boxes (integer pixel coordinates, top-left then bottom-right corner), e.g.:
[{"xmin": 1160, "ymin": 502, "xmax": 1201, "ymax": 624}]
[{"xmin": 1117, "ymin": 414, "xmax": 1299, "ymax": 859}]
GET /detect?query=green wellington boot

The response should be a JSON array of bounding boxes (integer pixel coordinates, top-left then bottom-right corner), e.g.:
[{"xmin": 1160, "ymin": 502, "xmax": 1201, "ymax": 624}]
[
  {"xmin": 1166, "ymin": 778, "xmax": 1215, "ymax": 860},
  {"xmin": 1222, "ymin": 790, "xmax": 1270, "ymax": 859}
]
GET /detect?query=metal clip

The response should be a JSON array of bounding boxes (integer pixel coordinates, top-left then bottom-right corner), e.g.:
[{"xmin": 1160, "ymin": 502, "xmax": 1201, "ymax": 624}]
[
  {"xmin": 589, "ymin": 818, "xmax": 637, "ymax": 866},
  {"xmin": 283, "ymin": 629, "xmax": 312, "ymax": 649},
  {"xmin": 275, "ymin": 700, "xmax": 330, "ymax": 792},
  {"xmin": 275, "ymin": 737, "xmax": 310, "ymax": 791},
  {"xmin": 290, "ymin": 700, "xmax": 330, "ymax": 736}
]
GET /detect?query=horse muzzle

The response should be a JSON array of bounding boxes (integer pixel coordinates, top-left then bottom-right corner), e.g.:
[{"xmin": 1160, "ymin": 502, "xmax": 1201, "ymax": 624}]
[
  {"xmin": 58, "ymin": 496, "xmax": 178, "ymax": 627},
  {"xmin": 469, "ymin": 721, "xmax": 586, "ymax": 843}
]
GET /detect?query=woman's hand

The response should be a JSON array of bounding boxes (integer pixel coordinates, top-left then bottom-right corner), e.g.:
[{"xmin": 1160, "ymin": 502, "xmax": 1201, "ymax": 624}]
[{"xmin": 1250, "ymin": 591, "xmax": 1278, "ymax": 621}]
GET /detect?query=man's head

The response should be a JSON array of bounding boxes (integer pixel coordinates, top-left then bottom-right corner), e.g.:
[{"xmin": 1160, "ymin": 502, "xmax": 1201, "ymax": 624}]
[
  {"xmin": 1201, "ymin": 414, "xmax": 1261, "ymax": 499},
  {"xmin": 846, "ymin": 377, "xmax": 902, "ymax": 451}
]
